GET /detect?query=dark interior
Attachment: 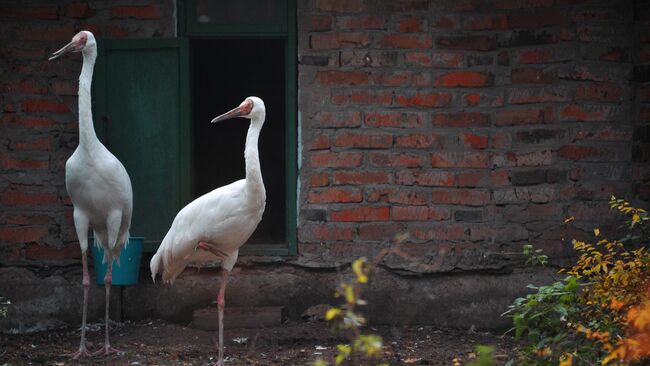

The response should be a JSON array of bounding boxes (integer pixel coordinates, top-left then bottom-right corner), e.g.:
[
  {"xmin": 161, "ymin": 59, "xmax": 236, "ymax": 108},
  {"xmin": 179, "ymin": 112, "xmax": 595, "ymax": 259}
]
[{"xmin": 191, "ymin": 38, "xmax": 286, "ymax": 244}]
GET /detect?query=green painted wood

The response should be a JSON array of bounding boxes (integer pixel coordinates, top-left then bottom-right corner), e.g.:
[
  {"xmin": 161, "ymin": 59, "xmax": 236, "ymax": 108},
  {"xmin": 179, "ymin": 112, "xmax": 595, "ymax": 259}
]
[
  {"xmin": 284, "ymin": 0, "xmax": 297, "ymax": 255},
  {"xmin": 95, "ymin": 39, "xmax": 190, "ymax": 248}
]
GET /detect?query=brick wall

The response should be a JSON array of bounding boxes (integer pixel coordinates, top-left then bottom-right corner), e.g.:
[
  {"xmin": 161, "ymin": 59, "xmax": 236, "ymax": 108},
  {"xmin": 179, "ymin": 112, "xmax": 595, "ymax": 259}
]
[
  {"xmin": 297, "ymin": 0, "xmax": 643, "ymax": 272},
  {"xmin": 634, "ymin": 0, "xmax": 650, "ymax": 200},
  {"xmin": 0, "ymin": 1, "xmax": 174, "ymax": 265}
]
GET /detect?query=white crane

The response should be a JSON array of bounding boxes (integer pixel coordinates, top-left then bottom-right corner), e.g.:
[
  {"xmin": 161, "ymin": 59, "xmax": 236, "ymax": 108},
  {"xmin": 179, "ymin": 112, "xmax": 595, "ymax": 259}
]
[
  {"xmin": 49, "ymin": 31, "xmax": 133, "ymax": 358},
  {"xmin": 150, "ymin": 97, "xmax": 266, "ymax": 366}
]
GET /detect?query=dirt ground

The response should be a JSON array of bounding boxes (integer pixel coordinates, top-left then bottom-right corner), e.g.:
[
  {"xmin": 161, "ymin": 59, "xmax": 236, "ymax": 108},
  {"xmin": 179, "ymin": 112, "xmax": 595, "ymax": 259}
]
[{"xmin": 1, "ymin": 318, "xmax": 517, "ymax": 365}]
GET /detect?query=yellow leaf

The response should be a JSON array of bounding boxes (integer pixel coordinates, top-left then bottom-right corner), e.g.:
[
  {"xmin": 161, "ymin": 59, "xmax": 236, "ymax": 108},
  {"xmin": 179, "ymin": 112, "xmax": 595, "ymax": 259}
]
[
  {"xmin": 594, "ymin": 228, "xmax": 600, "ymax": 237},
  {"xmin": 344, "ymin": 284, "xmax": 355, "ymax": 304},
  {"xmin": 564, "ymin": 216, "xmax": 575, "ymax": 223},
  {"xmin": 632, "ymin": 214, "xmax": 640, "ymax": 224},
  {"xmin": 559, "ymin": 353, "xmax": 573, "ymax": 366},
  {"xmin": 352, "ymin": 258, "xmax": 368, "ymax": 284},
  {"xmin": 325, "ymin": 307, "xmax": 342, "ymax": 321}
]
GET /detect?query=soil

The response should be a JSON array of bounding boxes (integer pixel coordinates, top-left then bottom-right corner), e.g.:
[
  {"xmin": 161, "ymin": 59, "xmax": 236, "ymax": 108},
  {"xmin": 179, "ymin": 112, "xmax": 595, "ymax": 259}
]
[{"xmin": 1, "ymin": 319, "xmax": 518, "ymax": 365}]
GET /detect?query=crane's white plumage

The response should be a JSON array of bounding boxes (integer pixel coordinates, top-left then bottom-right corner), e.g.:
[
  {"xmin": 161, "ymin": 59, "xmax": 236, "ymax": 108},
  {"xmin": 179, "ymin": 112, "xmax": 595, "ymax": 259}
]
[
  {"xmin": 150, "ymin": 97, "xmax": 266, "ymax": 366},
  {"xmin": 50, "ymin": 30, "xmax": 132, "ymax": 358}
]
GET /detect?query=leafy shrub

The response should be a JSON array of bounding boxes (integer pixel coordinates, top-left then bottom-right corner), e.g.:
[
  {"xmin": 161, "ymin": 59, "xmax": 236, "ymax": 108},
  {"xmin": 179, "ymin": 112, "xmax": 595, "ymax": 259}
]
[{"xmin": 505, "ymin": 197, "xmax": 650, "ymax": 365}]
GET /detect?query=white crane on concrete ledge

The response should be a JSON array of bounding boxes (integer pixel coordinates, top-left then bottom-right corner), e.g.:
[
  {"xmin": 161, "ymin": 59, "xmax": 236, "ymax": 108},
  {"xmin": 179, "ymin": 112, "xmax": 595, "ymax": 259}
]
[
  {"xmin": 150, "ymin": 97, "xmax": 267, "ymax": 366},
  {"xmin": 49, "ymin": 31, "xmax": 133, "ymax": 359}
]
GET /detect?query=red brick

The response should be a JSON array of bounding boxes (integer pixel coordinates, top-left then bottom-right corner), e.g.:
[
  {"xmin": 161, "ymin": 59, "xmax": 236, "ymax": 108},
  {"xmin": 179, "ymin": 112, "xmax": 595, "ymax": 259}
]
[
  {"xmin": 0, "ymin": 191, "xmax": 58, "ymax": 206},
  {"xmin": 496, "ymin": 107, "xmax": 554, "ymax": 126},
  {"xmin": 107, "ymin": 24, "xmax": 129, "ymax": 38},
  {"xmin": 392, "ymin": 206, "xmax": 450, "ymax": 221},
  {"xmin": 491, "ymin": 170, "xmax": 511, "ymax": 186},
  {"xmin": 331, "ymin": 207, "xmax": 389, "ymax": 222},
  {"xmin": 574, "ymin": 127, "xmax": 631, "ymax": 142},
  {"xmin": 334, "ymin": 132, "xmax": 392, "ymax": 149},
  {"xmin": 310, "ymin": 225, "xmax": 355, "ymax": 241},
  {"xmin": 432, "ymin": 112, "xmax": 489, "ymax": 127},
  {"xmin": 559, "ymin": 145, "xmax": 599, "ymax": 161},
  {"xmin": 431, "ymin": 189, "xmax": 491, "ymax": 206},
  {"xmin": 65, "ymin": 2, "xmax": 94, "ymax": 18},
  {"xmin": 2, "ymin": 80, "xmax": 47, "ymax": 95},
  {"xmin": 359, "ymin": 223, "xmax": 404, "ymax": 241},
  {"xmin": 395, "ymin": 134, "xmax": 434, "ymax": 149},
  {"xmin": 559, "ymin": 104, "xmax": 613, "ymax": 121},
  {"xmin": 456, "ymin": 171, "xmax": 489, "ymax": 187},
  {"xmin": 575, "ymin": 84, "xmax": 623, "ymax": 102},
  {"xmin": 509, "ymin": 9, "xmax": 563, "ymax": 28},
  {"xmin": 431, "ymin": 152, "xmax": 491, "ymax": 168},
  {"xmin": 495, "ymin": 0, "xmax": 554, "ymax": 9},
  {"xmin": 369, "ymin": 153, "xmax": 423, "ymax": 168},
  {"xmin": 373, "ymin": 71, "xmax": 411, "ymax": 87},
  {"xmin": 365, "ymin": 112, "xmax": 425, "ymax": 128},
  {"xmin": 22, "ymin": 99, "xmax": 70, "ymax": 114},
  {"xmin": 15, "ymin": 137, "xmax": 52, "ymax": 151},
  {"xmin": 311, "ymin": 15, "xmax": 332, "ymax": 31},
  {"xmin": 0, "ymin": 6, "xmax": 58, "ymax": 20},
  {"xmin": 313, "ymin": 111, "xmax": 361, "ymax": 128},
  {"xmin": 379, "ymin": 34, "xmax": 432, "ymax": 49},
  {"xmin": 1, "ymin": 115, "xmax": 57, "ymax": 128},
  {"xmin": 432, "ymin": 16, "xmax": 458, "ymax": 29},
  {"xmin": 0, "ymin": 155, "xmax": 49, "ymax": 170},
  {"xmin": 399, "ymin": 16, "xmax": 423, "ymax": 32},
  {"xmin": 435, "ymin": 71, "xmax": 492, "ymax": 88},
  {"xmin": 463, "ymin": 14, "xmax": 508, "ymax": 30},
  {"xmin": 51, "ymin": 80, "xmax": 78, "ymax": 96},
  {"xmin": 348, "ymin": 91, "xmax": 393, "ymax": 105},
  {"xmin": 465, "ymin": 94, "xmax": 481, "ymax": 106},
  {"xmin": 337, "ymin": 15, "xmax": 385, "ymax": 29},
  {"xmin": 16, "ymin": 24, "xmax": 74, "ymax": 41},
  {"xmin": 333, "ymin": 171, "xmax": 390, "ymax": 185},
  {"xmin": 310, "ymin": 32, "xmax": 370, "ymax": 49},
  {"xmin": 492, "ymin": 132, "xmax": 512, "ymax": 149},
  {"xmin": 317, "ymin": 71, "xmax": 368, "ymax": 86},
  {"xmin": 26, "ymin": 244, "xmax": 80, "ymax": 260},
  {"xmin": 511, "ymin": 68, "xmax": 554, "ymax": 84},
  {"xmin": 0, "ymin": 227, "xmax": 49, "ymax": 243},
  {"xmin": 518, "ymin": 48, "xmax": 553, "ymax": 64},
  {"xmin": 461, "ymin": 133, "xmax": 489, "ymax": 149},
  {"xmin": 316, "ymin": 0, "xmax": 364, "ymax": 12},
  {"xmin": 309, "ymin": 188, "xmax": 362, "ymax": 203},
  {"xmin": 367, "ymin": 188, "xmax": 428, "ymax": 205},
  {"xmin": 414, "ymin": 224, "xmax": 466, "ymax": 241},
  {"xmin": 437, "ymin": 36, "xmax": 496, "ymax": 51},
  {"xmin": 309, "ymin": 133, "xmax": 330, "ymax": 150},
  {"xmin": 395, "ymin": 170, "xmax": 455, "ymax": 187},
  {"xmin": 395, "ymin": 92, "xmax": 452, "ymax": 108},
  {"xmin": 111, "ymin": 5, "xmax": 160, "ymax": 19},
  {"xmin": 310, "ymin": 173, "xmax": 329, "ymax": 187},
  {"xmin": 6, "ymin": 214, "xmax": 54, "ymax": 226},
  {"xmin": 310, "ymin": 152, "xmax": 363, "ymax": 168},
  {"xmin": 600, "ymin": 47, "xmax": 626, "ymax": 62}
]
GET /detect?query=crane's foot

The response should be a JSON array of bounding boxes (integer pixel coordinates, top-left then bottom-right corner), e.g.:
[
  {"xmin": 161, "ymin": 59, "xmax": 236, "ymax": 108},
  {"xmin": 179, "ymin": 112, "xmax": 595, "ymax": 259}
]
[
  {"xmin": 214, "ymin": 360, "xmax": 225, "ymax": 366},
  {"xmin": 92, "ymin": 344, "xmax": 123, "ymax": 357},
  {"xmin": 63, "ymin": 345, "xmax": 92, "ymax": 360}
]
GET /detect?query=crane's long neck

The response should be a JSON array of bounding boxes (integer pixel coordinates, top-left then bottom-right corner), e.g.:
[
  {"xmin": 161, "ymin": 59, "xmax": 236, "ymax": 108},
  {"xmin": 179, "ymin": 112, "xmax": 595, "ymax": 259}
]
[
  {"xmin": 244, "ymin": 119, "xmax": 265, "ymax": 200},
  {"xmin": 78, "ymin": 49, "xmax": 98, "ymax": 150}
]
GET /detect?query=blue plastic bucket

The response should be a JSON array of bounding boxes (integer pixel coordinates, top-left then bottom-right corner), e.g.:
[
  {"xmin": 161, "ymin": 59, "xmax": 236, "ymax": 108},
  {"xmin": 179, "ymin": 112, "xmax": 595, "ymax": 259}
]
[{"xmin": 91, "ymin": 237, "xmax": 144, "ymax": 286}]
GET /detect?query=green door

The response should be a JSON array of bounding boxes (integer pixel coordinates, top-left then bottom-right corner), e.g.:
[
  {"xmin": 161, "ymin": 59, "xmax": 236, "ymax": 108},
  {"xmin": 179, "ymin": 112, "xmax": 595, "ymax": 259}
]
[{"xmin": 94, "ymin": 39, "xmax": 191, "ymax": 251}]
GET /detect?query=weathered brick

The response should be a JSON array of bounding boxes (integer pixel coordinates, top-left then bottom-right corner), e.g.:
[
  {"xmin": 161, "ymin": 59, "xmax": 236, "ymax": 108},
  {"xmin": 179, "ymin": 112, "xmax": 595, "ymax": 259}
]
[
  {"xmin": 312, "ymin": 111, "xmax": 362, "ymax": 128},
  {"xmin": 1, "ymin": 115, "xmax": 57, "ymax": 128},
  {"xmin": 317, "ymin": 71, "xmax": 369, "ymax": 86},
  {"xmin": 395, "ymin": 170, "xmax": 454, "ymax": 187},
  {"xmin": 491, "ymin": 170, "xmax": 511, "ymax": 187},
  {"xmin": 334, "ymin": 132, "xmax": 392, "ymax": 149},
  {"xmin": 340, "ymin": 50, "xmax": 398, "ymax": 67},
  {"xmin": 463, "ymin": 14, "xmax": 508, "ymax": 30},
  {"xmin": 559, "ymin": 145, "xmax": 599, "ymax": 161},
  {"xmin": 379, "ymin": 34, "xmax": 432, "ymax": 49},
  {"xmin": 310, "ymin": 152, "xmax": 363, "ymax": 168},
  {"xmin": 413, "ymin": 224, "xmax": 467, "ymax": 241},
  {"xmin": 461, "ymin": 133, "xmax": 489, "ymax": 149},
  {"xmin": 0, "ymin": 155, "xmax": 49, "ymax": 170},
  {"xmin": 0, "ymin": 6, "xmax": 58, "ymax": 20},
  {"xmin": 369, "ymin": 153, "xmax": 423, "ymax": 168},
  {"xmin": 14, "ymin": 137, "xmax": 52, "ymax": 151},
  {"xmin": 398, "ymin": 16, "xmax": 424, "ymax": 32},
  {"xmin": 495, "ymin": 0, "xmax": 554, "ymax": 9},
  {"xmin": 111, "ymin": 5, "xmax": 160, "ymax": 19},
  {"xmin": 500, "ymin": 30, "xmax": 557, "ymax": 47},
  {"xmin": 310, "ymin": 173, "xmax": 329, "ymax": 187},
  {"xmin": 333, "ymin": 171, "xmax": 390, "ymax": 185},
  {"xmin": 365, "ymin": 112, "xmax": 424, "ymax": 128},
  {"xmin": 309, "ymin": 224, "xmax": 356, "ymax": 241},
  {"xmin": 65, "ymin": 2, "xmax": 94, "ymax": 18},
  {"xmin": 395, "ymin": 134, "xmax": 434, "ymax": 149},
  {"xmin": 309, "ymin": 187, "xmax": 362, "ymax": 203},
  {"xmin": 559, "ymin": 104, "xmax": 619, "ymax": 122},
  {"xmin": 2, "ymin": 80, "xmax": 47, "ymax": 95},
  {"xmin": 373, "ymin": 71, "xmax": 412, "ymax": 86},
  {"xmin": 496, "ymin": 107, "xmax": 554, "ymax": 126},
  {"xmin": 367, "ymin": 188, "xmax": 428, "ymax": 205},
  {"xmin": 508, "ymin": 9, "xmax": 563, "ymax": 28},
  {"xmin": 493, "ymin": 150, "xmax": 553, "ymax": 167},
  {"xmin": 331, "ymin": 207, "xmax": 389, "ymax": 222},
  {"xmin": 432, "ymin": 112, "xmax": 489, "ymax": 127},
  {"xmin": 316, "ymin": 0, "xmax": 364, "ymax": 12},
  {"xmin": 0, "ymin": 227, "xmax": 49, "ymax": 243},
  {"xmin": 511, "ymin": 68, "xmax": 555, "ymax": 84},
  {"xmin": 437, "ymin": 36, "xmax": 497, "ymax": 51},
  {"xmin": 395, "ymin": 92, "xmax": 452, "ymax": 108},
  {"xmin": 310, "ymin": 32, "xmax": 370, "ymax": 49},
  {"xmin": 435, "ymin": 71, "xmax": 493, "ymax": 88},
  {"xmin": 337, "ymin": 15, "xmax": 385, "ymax": 29},
  {"xmin": 391, "ymin": 206, "xmax": 450, "ymax": 221},
  {"xmin": 0, "ymin": 191, "xmax": 58, "ymax": 206},
  {"xmin": 22, "ymin": 99, "xmax": 70, "ymax": 114},
  {"xmin": 359, "ymin": 223, "xmax": 404, "ymax": 241},
  {"xmin": 515, "ymin": 129, "xmax": 566, "ymax": 145},
  {"xmin": 507, "ymin": 86, "xmax": 570, "ymax": 104},
  {"xmin": 575, "ymin": 84, "xmax": 623, "ymax": 102},
  {"xmin": 431, "ymin": 152, "xmax": 491, "ymax": 168},
  {"xmin": 333, "ymin": 90, "xmax": 393, "ymax": 106},
  {"xmin": 431, "ymin": 189, "xmax": 490, "ymax": 206},
  {"xmin": 456, "ymin": 171, "xmax": 489, "ymax": 187},
  {"xmin": 16, "ymin": 24, "xmax": 74, "ymax": 41},
  {"xmin": 310, "ymin": 15, "xmax": 332, "ymax": 31},
  {"xmin": 511, "ymin": 170, "xmax": 547, "ymax": 185},
  {"xmin": 454, "ymin": 210, "xmax": 484, "ymax": 222},
  {"xmin": 518, "ymin": 48, "xmax": 553, "ymax": 64}
]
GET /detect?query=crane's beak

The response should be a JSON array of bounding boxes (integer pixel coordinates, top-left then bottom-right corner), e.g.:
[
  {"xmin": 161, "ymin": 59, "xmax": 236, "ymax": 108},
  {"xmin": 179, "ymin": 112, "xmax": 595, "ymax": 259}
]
[
  {"xmin": 48, "ymin": 41, "xmax": 76, "ymax": 61},
  {"xmin": 211, "ymin": 99, "xmax": 253, "ymax": 123}
]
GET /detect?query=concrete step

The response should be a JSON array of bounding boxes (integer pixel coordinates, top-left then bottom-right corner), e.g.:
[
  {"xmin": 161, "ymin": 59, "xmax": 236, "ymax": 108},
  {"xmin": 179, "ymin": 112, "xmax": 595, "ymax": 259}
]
[{"xmin": 190, "ymin": 306, "xmax": 285, "ymax": 330}]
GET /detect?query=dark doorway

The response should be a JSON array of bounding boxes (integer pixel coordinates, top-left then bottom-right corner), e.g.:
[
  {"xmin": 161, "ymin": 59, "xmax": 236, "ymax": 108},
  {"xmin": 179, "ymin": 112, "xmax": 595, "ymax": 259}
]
[{"xmin": 191, "ymin": 39, "xmax": 286, "ymax": 244}]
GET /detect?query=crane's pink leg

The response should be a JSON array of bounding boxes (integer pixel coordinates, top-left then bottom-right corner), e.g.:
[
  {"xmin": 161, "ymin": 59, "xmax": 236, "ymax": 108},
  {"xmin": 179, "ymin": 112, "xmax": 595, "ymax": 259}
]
[
  {"xmin": 198, "ymin": 241, "xmax": 227, "ymax": 258},
  {"xmin": 93, "ymin": 260, "xmax": 122, "ymax": 356},
  {"xmin": 65, "ymin": 251, "xmax": 92, "ymax": 359},
  {"xmin": 216, "ymin": 268, "xmax": 229, "ymax": 366}
]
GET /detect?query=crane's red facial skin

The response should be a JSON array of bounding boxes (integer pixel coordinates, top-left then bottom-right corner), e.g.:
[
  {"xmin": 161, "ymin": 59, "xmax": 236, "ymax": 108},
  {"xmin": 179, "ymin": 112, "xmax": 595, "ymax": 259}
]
[
  {"xmin": 211, "ymin": 99, "xmax": 254, "ymax": 123},
  {"xmin": 48, "ymin": 31, "xmax": 88, "ymax": 61}
]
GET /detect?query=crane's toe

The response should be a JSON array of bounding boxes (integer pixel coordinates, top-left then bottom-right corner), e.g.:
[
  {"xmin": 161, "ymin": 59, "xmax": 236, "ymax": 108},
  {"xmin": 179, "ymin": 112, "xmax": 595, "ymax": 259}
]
[
  {"xmin": 64, "ymin": 345, "xmax": 92, "ymax": 360},
  {"xmin": 92, "ymin": 344, "xmax": 123, "ymax": 357}
]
